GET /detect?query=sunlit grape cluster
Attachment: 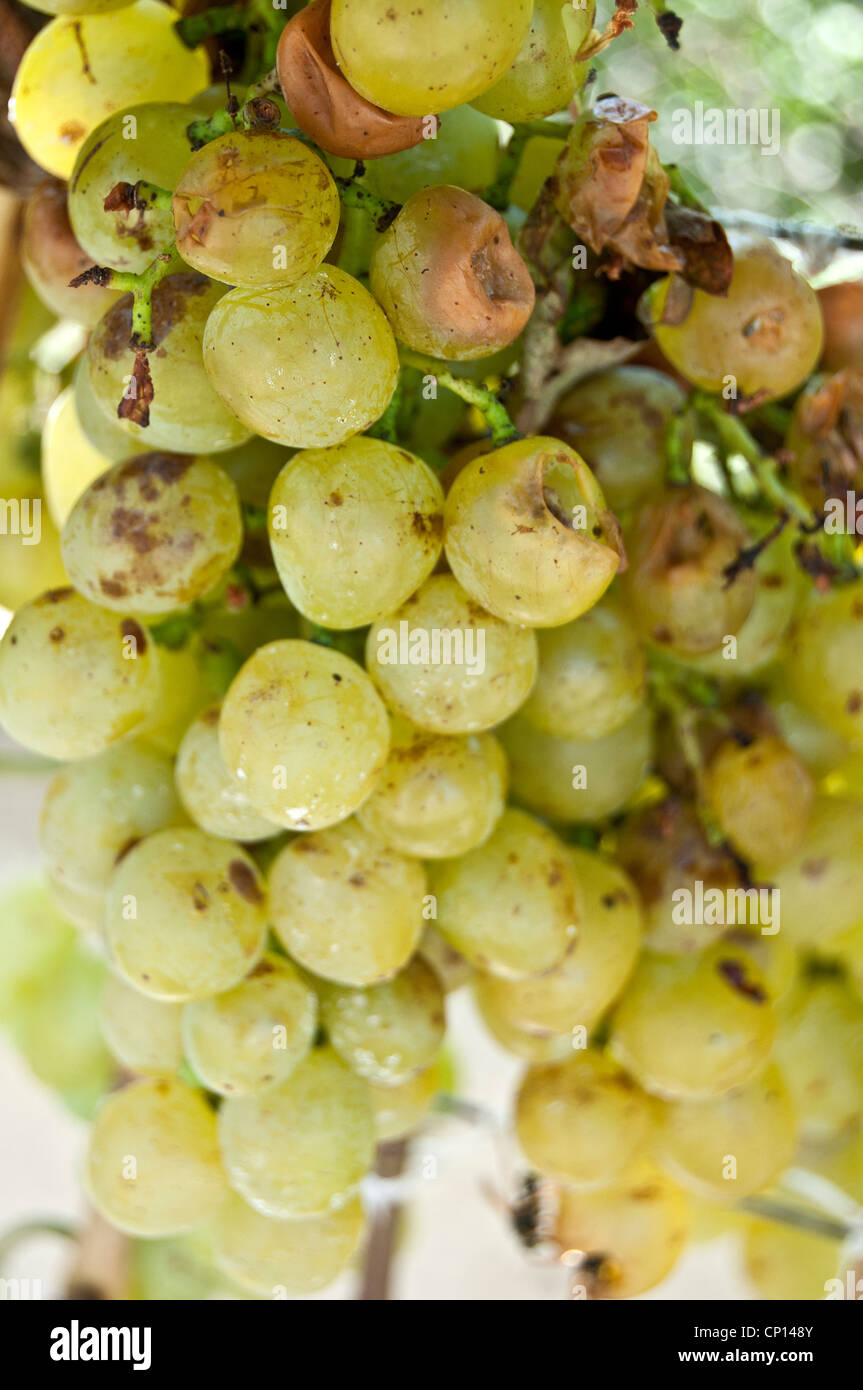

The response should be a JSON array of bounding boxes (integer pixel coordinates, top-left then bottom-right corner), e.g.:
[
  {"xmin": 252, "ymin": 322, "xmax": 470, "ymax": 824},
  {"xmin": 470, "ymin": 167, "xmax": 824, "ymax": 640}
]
[{"xmin": 1, "ymin": 0, "xmax": 862, "ymax": 1306}]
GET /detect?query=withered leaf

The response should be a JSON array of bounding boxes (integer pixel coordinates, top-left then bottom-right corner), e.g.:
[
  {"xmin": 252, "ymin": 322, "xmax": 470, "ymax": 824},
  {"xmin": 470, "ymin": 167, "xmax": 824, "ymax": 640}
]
[{"xmin": 665, "ymin": 202, "xmax": 733, "ymax": 295}]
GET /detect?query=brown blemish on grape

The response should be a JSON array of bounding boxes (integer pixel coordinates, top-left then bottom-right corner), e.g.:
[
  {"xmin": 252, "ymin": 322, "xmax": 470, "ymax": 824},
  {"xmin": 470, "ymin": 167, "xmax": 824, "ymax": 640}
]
[
  {"xmin": 39, "ymin": 587, "xmax": 74, "ymax": 605},
  {"xmin": 120, "ymin": 618, "xmax": 147, "ymax": 654},
  {"xmin": 192, "ymin": 881, "xmax": 210, "ymax": 911},
  {"xmin": 802, "ymin": 856, "xmax": 829, "ymax": 878},
  {"xmin": 717, "ymin": 958, "xmax": 767, "ymax": 1003},
  {"xmin": 48, "ymin": 626, "xmax": 64, "ymax": 643},
  {"xmin": 201, "ymin": 706, "xmax": 220, "ymax": 727},
  {"xmin": 846, "ymin": 692, "xmax": 862, "ymax": 714},
  {"xmin": 99, "ymin": 577, "xmax": 128, "ymax": 598},
  {"xmin": 228, "ymin": 859, "xmax": 264, "ymax": 903},
  {"xmin": 328, "ymin": 491, "xmax": 344, "ymax": 507},
  {"xmin": 114, "ymin": 836, "xmax": 141, "ymax": 865},
  {"xmin": 59, "ymin": 121, "xmax": 87, "ymax": 144},
  {"xmin": 349, "ymin": 873, "xmax": 367, "ymax": 887},
  {"xmin": 412, "ymin": 510, "xmax": 443, "ymax": 540},
  {"xmin": 100, "ymin": 274, "xmax": 209, "ymax": 360}
]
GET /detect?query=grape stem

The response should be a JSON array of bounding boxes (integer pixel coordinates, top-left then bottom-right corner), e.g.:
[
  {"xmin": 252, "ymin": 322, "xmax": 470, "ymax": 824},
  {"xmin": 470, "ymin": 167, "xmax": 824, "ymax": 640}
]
[
  {"xmin": 692, "ymin": 393, "xmax": 814, "ymax": 525},
  {"xmin": 356, "ymin": 1139, "xmax": 408, "ymax": 1301},
  {"xmin": 333, "ymin": 170, "xmax": 401, "ymax": 232},
  {"xmin": 665, "ymin": 407, "xmax": 694, "ymax": 484},
  {"xmin": 710, "ymin": 209, "xmax": 863, "ymax": 255},
  {"xmin": 398, "ymin": 350, "xmax": 520, "ymax": 446}
]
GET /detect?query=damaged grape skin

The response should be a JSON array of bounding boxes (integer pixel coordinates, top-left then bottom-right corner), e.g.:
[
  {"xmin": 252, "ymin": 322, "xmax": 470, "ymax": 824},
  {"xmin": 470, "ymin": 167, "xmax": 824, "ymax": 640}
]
[
  {"xmin": 172, "ymin": 130, "xmax": 340, "ymax": 289},
  {"xmin": 443, "ymin": 437, "xmax": 623, "ymax": 628},
  {"xmin": 369, "ymin": 185, "xmax": 535, "ymax": 361},
  {"xmin": 61, "ymin": 452, "xmax": 243, "ymax": 615},
  {"xmin": 22, "ymin": 178, "xmax": 120, "ymax": 326}
]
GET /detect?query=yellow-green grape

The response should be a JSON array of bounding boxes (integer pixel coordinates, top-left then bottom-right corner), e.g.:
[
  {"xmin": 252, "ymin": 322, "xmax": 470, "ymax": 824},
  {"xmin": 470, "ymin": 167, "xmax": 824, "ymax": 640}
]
[
  {"xmin": 99, "ymin": 971, "xmax": 184, "ymax": 1077},
  {"xmin": 21, "ymin": 176, "xmax": 120, "ymax": 325},
  {"xmin": 520, "ymin": 598, "xmax": 646, "ymax": 740},
  {"xmin": 219, "ymin": 639, "xmax": 390, "ymax": 831},
  {"xmin": 362, "ymin": 105, "xmax": 500, "ymax": 204},
  {"xmin": 202, "ymin": 267, "xmax": 399, "ymax": 449},
  {"xmin": 622, "ymin": 486, "xmax": 757, "ymax": 657},
  {"xmin": 365, "ymin": 574, "xmax": 538, "ymax": 735},
  {"xmin": 105, "ymin": 828, "xmax": 267, "ymax": 1001},
  {"xmin": 652, "ymin": 1065, "xmax": 797, "ymax": 1200},
  {"xmin": 73, "ymin": 353, "xmax": 138, "ymax": 463},
  {"xmin": 61, "ymin": 453, "xmax": 242, "ymax": 615},
  {"xmin": 498, "ymin": 704, "xmax": 652, "ymax": 823},
  {"xmin": 0, "ymin": 490, "xmax": 68, "ymax": 612},
  {"xmin": 547, "ymin": 367, "xmax": 692, "ymax": 516},
  {"xmin": 773, "ymin": 976, "xmax": 863, "ymax": 1143},
  {"xmin": 218, "ymin": 1046, "xmax": 375, "ymax": 1218},
  {"xmin": 768, "ymin": 682, "xmax": 850, "ymax": 779},
  {"xmin": 370, "ymin": 1066, "xmax": 439, "ymax": 1141},
  {"xmin": 129, "ymin": 1228, "xmax": 242, "ymax": 1301},
  {"xmin": 476, "ymin": 991, "xmax": 575, "ymax": 1062},
  {"xmin": 510, "ymin": 134, "xmax": 565, "ymax": 214},
  {"xmin": 472, "ymin": 0, "xmax": 580, "ymax": 121},
  {"xmin": 369, "ymin": 186, "xmax": 535, "ymax": 361},
  {"xmin": 357, "ymin": 716, "xmax": 507, "ymax": 859},
  {"xmin": 135, "ymin": 637, "xmax": 214, "ymax": 758},
  {"xmin": 173, "ymin": 131, "xmax": 339, "ymax": 287},
  {"xmin": 0, "ymin": 589, "xmax": 159, "ymax": 759},
  {"xmin": 785, "ymin": 580, "xmax": 863, "ymax": 743},
  {"xmin": 646, "ymin": 238, "xmax": 823, "ymax": 400},
  {"xmin": 9, "ymin": 2, "xmax": 209, "ymax": 179},
  {"xmin": 801, "ymin": 1126, "xmax": 863, "ymax": 1206},
  {"xmin": 69, "ymin": 103, "xmax": 201, "ymax": 275},
  {"xmin": 555, "ymin": 1159, "xmax": 691, "ymax": 1300},
  {"xmin": 418, "ymin": 925, "xmax": 473, "ymax": 993},
  {"xmin": 330, "ymin": 0, "xmax": 533, "ymax": 116},
  {"xmin": 761, "ymin": 797, "xmax": 863, "ymax": 950},
  {"xmin": 744, "ymin": 1219, "xmax": 846, "ymax": 1301},
  {"xmin": 182, "ymin": 955, "xmax": 317, "ymax": 1097},
  {"xmin": 269, "ymin": 820, "xmax": 426, "ymax": 986},
  {"xmin": 515, "ymin": 1050, "xmax": 653, "ymax": 1189},
  {"xmin": 704, "ymin": 735, "xmax": 815, "ymax": 870},
  {"xmin": 86, "ymin": 1077, "xmax": 227, "ymax": 1236},
  {"xmin": 88, "ymin": 272, "xmax": 252, "ymax": 455},
  {"xmin": 41, "ymin": 387, "xmax": 113, "ymax": 530},
  {"xmin": 25, "ymin": 0, "xmax": 133, "ymax": 13},
  {"xmin": 319, "ymin": 956, "xmax": 445, "ymax": 1084},
  {"xmin": 474, "ymin": 847, "xmax": 643, "ymax": 1037},
  {"xmin": 213, "ymin": 1191, "xmax": 365, "ymax": 1298},
  {"xmin": 217, "ymin": 435, "xmax": 288, "ymax": 509},
  {"xmin": 444, "ymin": 437, "xmax": 621, "ymax": 627},
  {"xmin": 47, "ymin": 871, "xmax": 106, "ymax": 935},
  {"xmin": 268, "ymin": 438, "xmax": 443, "ymax": 628},
  {"xmin": 40, "ymin": 739, "xmax": 182, "ymax": 900},
  {"xmin": 0, "ymin": 878, "xmax": 74, "ymax": 1023},
  {"xmin": 718, "ymin": 928, "xmax": 797, "ymax": 1004},
  {"xmin": 609, "ymin": 944, "xmax": 775, "ymax": 1100},
  {"xmin": 175, "ymin": 705, "xmax": 279, "ymax": 843},
  {"xmin": 430, "ymin": 807, "xmax": 577, "ymax": 979},
  {"xmin": 616, "ymin": 797, "xmax": 747, "ymax": 956}
]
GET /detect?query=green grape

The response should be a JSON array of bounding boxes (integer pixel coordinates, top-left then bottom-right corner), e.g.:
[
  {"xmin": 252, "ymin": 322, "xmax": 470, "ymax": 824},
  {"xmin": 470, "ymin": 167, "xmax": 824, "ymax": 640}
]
[
  {"xmin": 40, "ymin": 739, "xmax": 183, "ymax": 899},
  {"xmin": 269, "ymin": 819, "xmax": 426, "ymax": 986},
  {"xmin": 475, "ymin": 990, "xmax": 574, "ymax": 1062},
  {"xmin": 268, "ymin": 438, "xmax": 443, "ymax": 628},
  {"xmin": 330, "ymin": 0, "xmax": 533, "ymax": 116},
  {"xmin": 176, "ymin": 705, "xmax": 279, "ymax": 843},
  {"xmin": 86, "ymin": 1076, "xmax": 228, "ymax": 1236},
  {"xmin": 444, "ymin": 437, "xmax": 622, "ymax": 627},
  {"xmin": 173, "ymin": 130, "xmax": 339, "ymax": 287},
  {"xmin": 136, "ymin": 637, "xmax": 216, "ymax": 758},
  {"xmin": 768, "ymin": 681, "xmax": 850, "ymax": 779},
  {"xmin": 785, "ymin": 581, "xmax": 863, "ymax": 743},
  {"xmin": 22, "ymin": 177, "xmax": 120, "ymax": 325},
  {"xmin": 12, "ymin": 945, "xmax": 113, "ymax": 1118},
  {"xmin": 202, "ymin": 267, "xmax": 399, "ymax": 449},
  {"xmin": 61, "ymin": 452, "xmax": 243, "ymax": 614},
  {"xmin": 609, "ymin": 944, "xmax": 776, "ymax": 1100},
  {"xmin": 24, "ymin": 0, "xmax": 134, "ymax": 15},
  {"xmin": 718, "ymin": 927, "xmax": 797, "ymax": 1003},
  {"xmin": 9, "ymin": 2, "xmax": 209, "ymax": 179},
  {"xmin": 430, "ymin": 807, "xmax": 578, "ymax": 979},
  {"xmin": 498, "ymin": 703, "xmax": 652, "ymax": 823},
  {"xmin": 744, "ymin": 1219, "xmax": 845, "ymax": 1301},
  {"xmin": 362, "ymin": 105, "xmax": 500, "ymax": 204},
  {"xmin": 219, "ymin": 639, "xmax": 390, "ymax": 831},
  {"xmin": 99, "ymin": 971, "xmax": 184, "ymax": 1077},
  {"xmin": 47, "ymin": 871, "xmax": 106, "ymax": 935},
  {"xmin": 474, "ymin": 847, "xmax": 643, "ymax": 1036},
  {"xmin": 800, "ymin": 1126, "xmax": 863, "ymax": 1206},
  {"xmin": 623, "ymin": 486, "xmax": 758, "ymax": 657},
  {"xmin": 73, "ymin": 354, "xmax": 138, "ymax": 463},
  {"xmin": 761, "ymin": 797, "xmax": 863, "ymax": 950},
  {"xmin": 218, "ymin": 1046, "xmax": 375, "ymax": 1218},
  {"xmin": 616, "ymin": 797, "xmax": 748, "ymax": 956},
  {"xmin": 704, "ymin": 735, "xmax": 815, "ymax": 870},
  {"xmin": 472, "ymin": 0, "xmax": 580, "ymax": 121},
  {"xmin": 0, "ymin": 878, "xmax": 74, "ymax": 1023},
  {"xmin": 646, "ymin": 239, "xmax": 823, "ymax": 400},
  {"xmin": 217, "ymin": 435, "xmax": 288, "ymax": 510},
  {"xmin": 546, "ymin": 367, "xmax": 691, "ymax": 516},
  {"xmin": 418, "ymin": 924, "xmax": 473, "ymax": 993},
  {"xmin": 130, "ymin": 1228, "xmax": 242, "ymax": 1301},
  {"xmin": 515, "ymin": 1050, "xmax": 653, "ymax": 1188},
  {"xmin": 519, "ymin": 597, "xmax": 646, "ymax": 740},
  {"xmin": 653, "ymin": 1065, "xmax": 797, "ymax": 1200},
  {"xmin": 0, "ymin": 491, "xmax": 68, "ymax": 612},
  {"xmin": 105, "ymin": 828, "xmax": 268, "ymax": 1001},
  {"xmin": 69, "ymin": 103, "xmax": 201, "ymax": 275},
  {"xmin": 41, "ymin": 387, "xmax": 113, "ymax": 530},
  {"xmin": 357, "ymin": 716, "xmax": 507, "ymax": 859},
  {"xmin": 510, "ymin": 134, "xmax": 564, "ymax": 215},
  {"xmin": 319, "ymin": 956, "xmax": 445, "ymax": 1084},
  {"xmin": 370, "ymin": 1066, "xmax": 439, "ymax": 1141},
  {"xmin": 214, "ymin": 1191, "xmax": 365, "ymax": 1298},
  {"xmin": 0, "ymin": 588, "xmax": 160, "ymax": 759},
  {"xmin": 369, "ymin": 186, "xmax": 535, "ymax": 361},
  {"xmin": 88, "ymin": 272, "xmax": 252, "ymax": 455},
  {"xmin": 773, "ymin": 976, "xmax": 863, "ymax": 1143},
  {"xmin": 365, "ymin": 574, "xmax": 538, "ymax": 735},
  {"xmin": 182, "ymin": 954, "xmax": 317, "ymax": 1097},
  {"xmin": 555, "ymin": 1159, "xmax": 691, "ymax": 1300}
]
